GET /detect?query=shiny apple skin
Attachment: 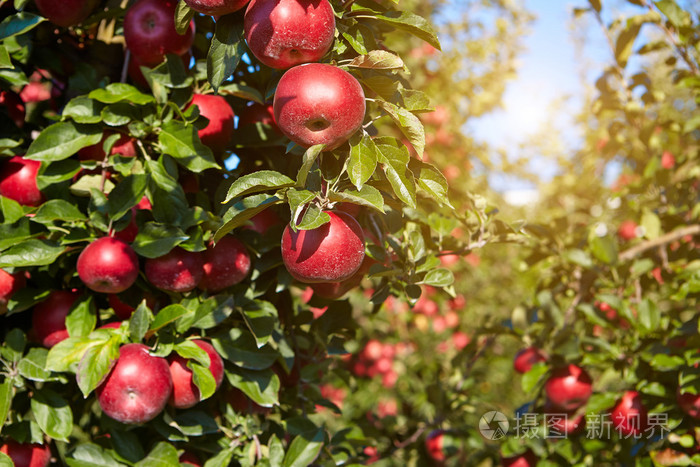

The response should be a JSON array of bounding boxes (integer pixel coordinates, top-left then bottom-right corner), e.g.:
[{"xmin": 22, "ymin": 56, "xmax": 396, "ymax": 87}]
[
  {"xmin": 35, "ymin": 0, "xmax": 99, "ymax": 27},
  {"xmin": 185, "ymin": 0, "xmax": 250, "ymax": 16},
  {"xmin": 425, "ymin": 429, "xmax": 445, "ymax": 462},
  {"xmin": 513, "ymin": 347, "xmax": 547, "ymax": 374},
  {"xmin": 189, "ymin": 94, "xmax": 235, "ymax": 154},
  {"xmin": 0, "ymin": 268, "xmax": 25, "ymax": 312},
  {"xmin": 544, "ymin": 364, "xmax": 593, "ymax": 412},
  {"xmin": 77, "ymin": 237, "xmax": 140, "ymax": 294},
  {"xmin": 168, "ymin": 340, "xmax": 225, "ymax": 409},
  {"xmin": 0, "ymin": 440, "xmax": 51, "ymax": 467},
  {"xmin": 244, "ymin": 0, "xmax": 335, "ymax": 69},
  {"xmin": 281, "ymin": 211, "xmax": 365, "ymax": 283},
  {"xmin": 199, "ymin": 236, "xmax": 251, "ymax": 293},
  {"xmin": 78, "ymin": 132, "xmax": 137, "ymax": 161},
  {"xmin": 273, "ymin": 63, "xmax": 366, "ymax": 151},
  {"xmin": 32, "ymin": 290, "xmax": 80, "ymax": 348},
  {"xmin": 96, "ymin": 343, "xmax": 173, "ymax": 424},
  {"xmin": 0, "ymin": 156, "xmax": 44, "ymax": 206},
  {"xmin": 610, "ymin": 390, "xmax": 648, "ymax": 437},
  {"xmin": 145, "ymin": 247, "xmax": 204, "ymax": 293},
  {"xmin": 124, "ymin": 0, "xmax": 195, "ymax": 67}
]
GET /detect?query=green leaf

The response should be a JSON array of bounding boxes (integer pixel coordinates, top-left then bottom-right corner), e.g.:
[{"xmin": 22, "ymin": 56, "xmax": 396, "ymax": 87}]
[
  {"xmin": 218, "ymin": 83, "xmax": 264, "ymax": 104},
  {"xmin": 66, "ymin": 443, "xmax": 124, "ymax": 467},
  {"xmin": 374, "ymin": 11, "xmax": 441, "ymax": 51},
  {"xmin": 240, "ymin": 300, "xmax": 277, "ymax": 348},
  {"xmin": 0, "ymin": 380, "xmax": 13, "ymax": 434},
  {"xmin": 348, "ymin": 133, "xmax": 379, "ymax": 190},
  {"xmin": 296, "ymin": 145, "xmax": 324, "ymax": 187},
  {"xmin": 132, "ymin": 223, "xmax": 188, "ymax": 258},
  {"xmin": 189, "ymin": 362, "xmax": 217, "ymax": 400},
  {"xmin": 213, "ymin": 328, "xmax": 278, "ymax": 370},
  {"xmin": 203, "ymin": 448, "xmax": 234, "ymax": 467},
  {"xmin": 282, "ymin": 428, "xmax": 324, "ymax": 467},
  {"xmin": 296, "ymin": 204, "xmax": 331, "ymax": 231},
  {"xmin": 32, "ymin": 199, "xmax": 87, "ymax": 224},
  {"xmin": 17, "ymin": 348, "xmax": 51, "ymax": 382},
  {"xmin": 31, "ymin": 388, "xmax": 73, "ymax": 442},
  {"xmin": 409, "ymin": 160, "xmax": 451, "ymax": 207},
  {"xmin": 269, "ymin": 435, "xmax": 285, "ymax": 467},
  {"xmin": 134, "ymin": 441, "xmax": 179, "ymax": 467},
  {"xmin": 0, "ymin": 12, "xmax": 45, "ymax": 41},
  {"xmin": 45, "ymin": 337, "xmax": 99, "ymax": 373},
  {"xmin": 287, "ymin": 189, "xmax": 315, "ymax": 225},
  {"xmin": 224, "ymin": 170, "xmax": 295, "ymax": 203},
  {"xmin": 328, "ymin": 185, "xmax": 384, "ymax": 213},
  {"xmin": 25, "ymin": 121, "xmax": 103, "ymax": 162},
  {"xmin": 215, "ymin": 195, "xmax": 283, "ymax": 242},
  {"xmin": 654, "ymin": 0, "xmax": 690, "ymax": 28},
  {"xmin": 207, "ymin": 16, "xmax": 245, "ymax": 92},
  {"xmin": 150, "ymin": 304, "xmax": 189, "ymax": 333},
  {"xmin": 158, "ymin": 120, "xmax": 218, "ymax": 173},
  {"xmin": 521, "ymin": 362, "xmax": 548, "ymax": 393},
  {"xmin": 347, "ymin": 50, "xmax": 404, "ymax": 70},
  {"xmin": 63, "ymin": 96, "xmax": 104, "ymax": 124},
  {"xmin": 107, "ymin": 173, "xmax": 148, "ymax": 221},
  {"xmin": 422, "ymin": 268, "xmax": 454, "ymax": 287},
  {"xmin": 129, "ymin": 301, "xmax": 152, "ymax": 343},
  {"xmin": 588, "ymin": 234, "xmax": 618, "ymax": 265},
  {"xmin": 377, "ymin": 100, "xmax": 425, "ymax": 157},
  {"xmin": 588, "ymin": 0, "xmax": 602, "ymax": 12},
  {"xmin": 0, "ymin": 239, "xmax": 65, "ymax": 267},
  {"xmin": 89, "ymin": 83, "xmax": 155, "ymax": 105},
  {"xmin": 174, "ymin": 340, "xmax": 210, "ymax": 366},
  {"xmin": 564, "ymin": 249, "xmax": 594, "ymax": 268},
  {"xmin": 226, "ymin": 367, "xmax": 280, "ymax": 407},
  {"xmin": 76, "ymin": 337, "xmax": 120, "ymax": 397},
  {"xmin": 377, "ymin": 145, "xmax": 416, "ymax": 208},
  {"xmin": 638, "ymin": 299, "xmax": 660, "ymax": 332},
  {"xmin": 640, "ymin": 209, "xmax": 661, "ymax": 239},
  {"xmin": 1, "ymin": 195, "xmax": 24, "ymax": 224},
  {"xmin": 174, "ymin": 1, "xmax": 195, "ymax": 35},
  {"xmin": 37, "ymin": 159, "xmax": 82, "ymax": 189},
  {"xmin": 615, "ymin": 21, "xmax": 642, "ymax": 68},
  {"xmin": 66, "ymin": 295, "xmax": 95, "ymax": 338}
]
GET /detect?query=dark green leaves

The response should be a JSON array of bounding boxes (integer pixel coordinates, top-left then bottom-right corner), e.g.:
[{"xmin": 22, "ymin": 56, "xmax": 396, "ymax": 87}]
[
  {"xmin": 76, "ymin": 336, "xmax": 120, "ymax": 397},
  {"xmin": 0, "ymin": 12, "xmax": 44, "ymax": 41},
  {"xmin": 89, "ymin": 83, "xmax": 155, "ymax": 105},
  {"xmin": 207, "ymin": 16, "xmax": 245, "ymax": 92},
  {"xmin": 224, "ymin": 171, "xmax": 295, "ymax": 203},
  {"xmin": 283, "ymin": 428, "xmax": 324, "ymax": 467},
  {"xmin": 107, "ymin": 174, "xmax": 148, "ymax": 220},
  {"xmin": 372, "ymin": 11, "xmax": 441, "ymax": 51},
  {"xmin": 132, "ymin": 223, "xmax": 189, "ymax": 258},
  {"xmin": 25, "ymin": 121, "xmax": 103, "ymax": 162},
  {"xmin": 213, "ymin": 328, "xmax": 278, "ymax": 370},
  {"xmin": 158, "ymin": 120, "xmax": 219, "ymax": 172},
  {"xmin": 31, "ymin": 389, "xmax": 73, "ymax": 442},
  {"xmin": 174, "ymin": 1, "xmax": 195, "ymax": 35},
  {"xmin": 0, "ymin": 239, "xmax": 65, "ymax": 267}
]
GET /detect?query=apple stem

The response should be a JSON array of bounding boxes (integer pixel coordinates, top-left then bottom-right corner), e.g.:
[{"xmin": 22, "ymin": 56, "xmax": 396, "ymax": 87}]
[{"xmin": 340, "ymin": 0, "xmax": 355, "ymax": 11}]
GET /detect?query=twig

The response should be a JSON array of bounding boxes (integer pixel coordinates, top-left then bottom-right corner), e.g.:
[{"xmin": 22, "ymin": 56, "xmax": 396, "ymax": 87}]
[
  {"xmin": 618, "ymin": 224, "xmax": 700, "ymax": 262},
  {"xmin": 120, "ymin": 49, "xmax": 131, "ymax": 84},
  {"xmin": 392, "ymin": 425, "xmax": 427, "ymax": 450}
]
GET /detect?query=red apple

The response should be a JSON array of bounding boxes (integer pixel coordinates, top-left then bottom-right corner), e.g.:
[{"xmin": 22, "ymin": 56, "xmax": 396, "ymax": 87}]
[
  {"xmin": 188, "ymin": 94, "xmax": 235, "ymax": 154},
  {"xmin": 77, "ymin": 237, "xmax": 140, "ymax": 294},
  {"xmin": 145, "ymin": 247, "xmax": 204, "ymax": 293},
  {"xmin": 179, "ymin": 451, "xmax": 203, "ymax": 467},
  {"xmin": 32, "ymin": 290, "xmax": 80, "ymax": 348},
  {"xmin": 184, "ymin": 0, "xmax": 249, "ymax": 16},
  {"xmin": 78, "ymin": 132, "xmax": 137, "ymax": 161},
  {"xmin": 677, "ymin": 388, "xmax": 700, "ymax": 419},
  {"xmin": 0, "ymin": 90, "xmax": 25, "ymax": 128},
  {"xmin": 617, "ymin": 220, "xmax": 638, "ymax": 241},
  {"xmin": 425, "ymin": 430, "xmax": 445, "ymax": 463},
  {"xmin": 281, "ymin": 211, "xmax": 365, "ymax": 283},
  {"xmin": 452, "ymin": 331, "xmax": 470, "ymax": 350},
  {"xmin": 544, "ymin": 364, "xmax": 593, "ymax": 412},
  {"xmin": 124, "ymin": 0, "xmax": 195, "ymax": 67},
  {"xmin": 661, "ymin": 151, "xmax": 675, "ymax": 169},
  {"xmin": 0, "ymin": 156, "xmax": 44, "ymax": 206},
  {"xmin": 19, "ymin": 82, "xmax": 51, "ymax": 104},
  {"xmin": 0, "ymin": 268, "xmax": 25, "ymax": 313},
  {"xmin": 244, "ymin": 0, "xmax": 335, "ymax": 69},
  {"xmin": 242, "ymin": 208, "xmax": 282, "ymax": 235},
  {"xmin": 113, "ymin": 196, "xmax": 152, "ymax": 243},
  {"xmin": 513, "ymin": 347, "xmax": 547, "ymax": 374},
  {"xmin": 99, "ymin": 321, "xmax": 123, "ymax": 330},
  {"xmin": 0, "ymin": 440, "xmax": 51, "ymax": 467},
  {"xmin": 611, "ymin": 390, "xmax": 648, "ymax": 437},
  {"xmin": 501, "ymin": 450, "xmax": 538, "ymax": 467},
  {"xmin": 108, "ymin": 291, "xmax": 156, "ymax": 320},
  {"xmin": 237, "ymin": 102, "xmax": 277, "ymax": 130},
  {"xmin": 168, "ymin": 340, "xmax": 224, "ymax": 409},
  {"xmin": 35, "ymin": 0, "xmax": 99, "ymax": 27},
  {"xmin": 310, "ymin": 256, "xmax": 373, "ymax": 299},
  {"xmin": 199, "ymin": 236, "xmax": 251, "ymax": 293},
  {"xmin": 273, "ymin": 63, "xmax": 366, "ymax": 151}
]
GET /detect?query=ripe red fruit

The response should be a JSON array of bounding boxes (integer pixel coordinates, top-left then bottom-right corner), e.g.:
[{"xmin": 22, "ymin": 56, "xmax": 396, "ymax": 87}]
[
  {"xmin": 0, "ymin": 269, "xmax": 25, "ymax": 313},
  {"xmin": 544, "ymin": 364, "xmax": 593, "ymax": 412},
  {"xmin": 77, "ymin": 237, "xmax": 140, "ymax": 294},
  {"xmin": 108, "ymin": 291, "xmax": 156, "ymax": 320},
  {"xmin": 179, "ymin": 451, "xmax": 203, "ymax": 467},
  {"xmin": 501, "ymin": 450, "xmax": 538, "ymax": 467},
  {"xmin": 617, "ymin": 220, "xmax": 638, "ymax": 241},
  {"xmin": 661, "ymin": 151, "xmax": 675, "ymax": 169},
  {"xmin": 310, "ymin": 256, "xmax": 373, "ymax": 299},
  {"xmin": 0, "ymin": 440, "xmax": 51, "ymax": 467},
  {"xmin": 35, "ymin": 0, "xmax": 99, "ymax": 27},
  {"xmin": 184, "ymin": 0, "xmax": 249, "ymax": 16},
  {"xmin": 168, "ymin": 340, "xmax": 224, "ymax": 409},
  {"xmin": 32, "ymin": 290, "xmax": 79, "ymax": 348},
  {"xmin": 188, "ymin": 94, "xmax": 235, "ymax": 154},
  {"xmin": 243, "ymin": 208, "xmax": 282, "ymax": 235},
  {"xmin": 238, "ymin": 102, "xmax": 277, "ymax": 130},
  {"xmin": 677, "ymin": 388, "xmax": 700, "ymax": 419},
  {"xmin": 273, "ymin": 63, "xmax": 366, "ymax": 151},
  {"xmin": 244, "ymin": 0, "xmax": 335, "ymax": 69},
  {"xmin": 281, "ymin": 211, "xmax": 365, "ymax": 283},
  {"xmin": 124, "ymin": 0, "xmax": 195, "ymax": 67},
  {"xmin": 611, "ymin": 390, "xmax": 648, "ymax": 437},
  {"xmin": 513, "ymin": 347, "xmax": 547, "ymax": 374},
  {"xmin": 145, "ymin": 247, "xmax": 204, "ymax": 293},
  {"xmin": 0, "ymin": 156, "xmax": 44, "ymax": 206},
  {"xmin": 199, "ymin": 236, "xmax": 251, "ymax": 293},
  {"xmin": 78, "ymin": 132, "xmax": 137, "ymax": 161},
  {"xmin": 452, "ymin": 331, "xmax": 470, "ymax": 350},
  {"xmin": 96, "ymin": 343, "xmax": 172, "ymax": 424},
  {"xmin": 425, "ymin": 430, "xmax": 445, "ymax": 463},
  {"xmin": 0, "ymin": 90, "xmax": 26, "ymax": 127}
]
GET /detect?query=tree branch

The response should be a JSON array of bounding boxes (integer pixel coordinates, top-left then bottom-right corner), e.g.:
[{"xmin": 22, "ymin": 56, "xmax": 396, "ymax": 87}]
[{"xmin": 618, "ymin": 224, "xmax": 700, "ymax": 262}]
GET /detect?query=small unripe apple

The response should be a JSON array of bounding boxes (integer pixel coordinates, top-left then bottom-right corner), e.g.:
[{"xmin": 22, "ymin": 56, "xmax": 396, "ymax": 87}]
[
  {"xmin": 96, "ymin": 343, "xmax": 173, "ymax": 424},
  {"xmin": 244, "ymin": 0, "xmax": 335, "ymax": 69},
  {"xmin": 184, "ymin": 0, "xmax": 249, "ymax": 16},
  {"xmin": 610, "ymin": 390, "xmax": 648, "ymax": 437},
  {"xmin": 544, "ymin": 364, "xmax": 593, "ymax": 412},
  {"xmin": 0, "ymin": 440, "xmax": 51, "ymax": 467},
  {"xmin": 35, "ymin": 0, "xmax": 99, "ymax": 27},
  {"xmin": 77, "ymin": 237, "xmax": 140, "ymax": 294},
  {"xmin": 124, "ymin": 0, "xmax": 195, "ymax": 67},
  {"xmin": 281, "ymin": 211, "xmax": 365, "ymax": 283},
  {"xmin": 0, "ymin": 156, "xmax": 44, "ymax": 206},
  {"xmin": 0, "ymin": 268, "xmax": 25, "ymax": 313},
  {"xmin": 677, "ymin": 388, "xmax": 700, "ymax": 419},
  {"xmin": 513, "ymin": 347, "xmax": 547, "ymax": 374},
  {"xmin": 0, "ymin": 90, "xmax": 25, "ymax": 128},
  {"xmin": 199, "ymin": 236, "xmax": 251, "ymax": 293},
  {"xmin": 273, "ymin": 63, "xmax": 366, "ymax": 150},
  {"xmin": 168, "ymin": 340, "xmax": 225, "ymax": 409},
  {"xmin": 145, "ymin": 247, "xmax": 204, "ymax": 293},
  {"xmin": 78, "ymin": 132, "xmax": 137, "ymax": 161},
  {"xmin": 32, "ymin": 290, "xmax": 80, "ymax": 348},
  {"xmin": 188, "ymin": 94, "xmax": 235, "ymax": 154}
]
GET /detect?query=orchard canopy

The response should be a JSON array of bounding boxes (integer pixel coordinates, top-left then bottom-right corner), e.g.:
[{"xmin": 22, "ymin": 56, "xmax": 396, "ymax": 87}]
[{"xmin": 0, "ymin": 0, "xmax": 698, "ymax": 466}]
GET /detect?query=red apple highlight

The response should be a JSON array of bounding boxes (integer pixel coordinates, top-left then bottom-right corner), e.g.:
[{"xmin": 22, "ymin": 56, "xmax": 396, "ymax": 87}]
[
  {"xmin": 513, "ymin": 347, "xmax": 547, "ymax": 374},
  {"xmin": 199, "ymin": 236, "xmax": 251, "ymax": 293},
  {"xmin": 77, "ymin": 237, "xmax": 140, "ymax": 294},
  {"xmin": 0, "ymin": 156, "xmax": 44, "ymax": 206},
  {"xmin": 0, "ymin": 268, "xmax": 25, "ymax": 313},
  {"xmin": 188, "ymin": 94, "xmax": 235, "ymax": 154},
  {"xmin": 610, "ymin": 390, "xmax": 648, "ymax": 437},
  {"xmin": 168, "ymin": 339, "xmax": 224, "ymax": 409},
  {"xmin": 32, "ymin": 290, "xmax": 80, "ymax": 348},
  {"xmin": 273, "ymin": 63, "xmax": 366, "ymax": 150},
  {"xmin": 184, "ymin": 0, "xmax": 250, "ymax": 16},
  {"xmin": 145, "ymin": 247, "xmax": 204, "ymax": 293},
  {"xmin": 544, "ymin": 364, "xmax": 593, "ymax": 412}
]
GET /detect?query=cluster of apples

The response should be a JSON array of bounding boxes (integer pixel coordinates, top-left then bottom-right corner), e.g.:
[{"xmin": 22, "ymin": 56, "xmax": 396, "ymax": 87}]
[{"xmin": 349, "ymin": 339, "xmax": 407, "ymax": 389}]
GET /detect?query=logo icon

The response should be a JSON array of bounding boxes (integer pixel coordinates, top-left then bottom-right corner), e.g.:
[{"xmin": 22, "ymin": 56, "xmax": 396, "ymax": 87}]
[{"xmin": 479, "ymin": 411, "xmax": 509, "ymax": 440}]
